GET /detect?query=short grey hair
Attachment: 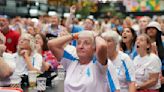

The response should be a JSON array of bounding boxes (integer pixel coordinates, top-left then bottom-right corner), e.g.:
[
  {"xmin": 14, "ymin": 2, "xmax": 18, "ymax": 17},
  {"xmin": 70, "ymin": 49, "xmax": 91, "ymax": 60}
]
[
  {"xmin": 101, "ymin": 31, "xmax": 121, "ymax": 45},
  {"xmin": 17, "ymin": 33, "xmax": 36, "ymax": 51},
  {"xmin": 78, "ymin": 30, "xmax": 95, "ymax": 46}
]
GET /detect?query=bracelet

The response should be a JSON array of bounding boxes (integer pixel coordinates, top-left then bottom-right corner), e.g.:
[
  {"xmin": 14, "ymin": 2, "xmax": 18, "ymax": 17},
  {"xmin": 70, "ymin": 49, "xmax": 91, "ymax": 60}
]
[{"xmin": 71, "ymin": 33, "xmax": 79, "ymax": 40}]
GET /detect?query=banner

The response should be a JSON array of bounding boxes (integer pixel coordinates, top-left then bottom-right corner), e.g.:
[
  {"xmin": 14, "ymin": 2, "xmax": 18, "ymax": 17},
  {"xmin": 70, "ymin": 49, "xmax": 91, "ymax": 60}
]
[{"xmin": 124, "ymin": 0, "xmax": 160, "ymax": 12}]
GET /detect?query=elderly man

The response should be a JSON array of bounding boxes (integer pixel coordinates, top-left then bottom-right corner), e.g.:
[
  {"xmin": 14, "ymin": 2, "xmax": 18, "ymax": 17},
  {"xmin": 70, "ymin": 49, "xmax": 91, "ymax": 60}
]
[
  {"xmin": 42, "ymin": 15, "xmax": 66, "ymax": 37},
  {"xmin": 0, "ymin": 17, "xmax": 20, "ymax": 53}
]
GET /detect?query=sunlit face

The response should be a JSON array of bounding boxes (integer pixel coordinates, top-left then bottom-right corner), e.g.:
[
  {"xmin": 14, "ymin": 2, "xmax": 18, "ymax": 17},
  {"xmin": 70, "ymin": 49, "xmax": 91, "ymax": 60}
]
[
  {"xmin": 139, "ymin": 17, "xmax": 149, "ymax": 30},
  {"xmin": 122, "ymin": 28, "xmax": 133, "ymax": 43},
  {"xmin": 18, "ymin": 37, "xmax": 30, "ymax": 50},
  {"xmin": 76, "ymin": 36, "xmax": 95, "ymax": 59},
  {"xmin": 146, "ymin": 27, "xmax": 157, "ymax": 38},
  {"xmin": 35, "ymin": 34, "xmax": 43, "ymax": 47},
  {"xmin": 84, "ymin": 19, "xmax": 94, "ymax": 30},
  {"xmin": 135, "ymin": 35, "xmax": 150, "ymax": 54}
]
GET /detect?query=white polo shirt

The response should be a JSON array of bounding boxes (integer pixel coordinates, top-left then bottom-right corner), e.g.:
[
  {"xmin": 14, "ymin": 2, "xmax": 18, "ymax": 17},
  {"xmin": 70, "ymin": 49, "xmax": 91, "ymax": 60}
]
[
  {"xmin": 60, "ymin": 45, "xmax": 109, "ymax": 92},
  {"xmin": 111, "ymin": 51, "xmax": 135, "ymax": 92}
]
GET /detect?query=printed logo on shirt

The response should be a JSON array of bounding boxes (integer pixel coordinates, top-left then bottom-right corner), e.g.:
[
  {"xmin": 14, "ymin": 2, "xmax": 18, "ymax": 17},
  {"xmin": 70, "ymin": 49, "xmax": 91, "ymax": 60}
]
[
  {"xmin": 7, "ymin": 38, "xmax": 12, "ymax": 43},
  {"xmin": 86, "ymin": 67, "xmax": 91, "ymax": 77}
]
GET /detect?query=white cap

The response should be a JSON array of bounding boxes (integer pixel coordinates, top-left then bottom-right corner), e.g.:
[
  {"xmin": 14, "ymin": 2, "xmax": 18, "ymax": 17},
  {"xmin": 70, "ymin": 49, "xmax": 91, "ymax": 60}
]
[{"xmin": 146, "ymin": 21, "xmax": 161, "ymax": 31}]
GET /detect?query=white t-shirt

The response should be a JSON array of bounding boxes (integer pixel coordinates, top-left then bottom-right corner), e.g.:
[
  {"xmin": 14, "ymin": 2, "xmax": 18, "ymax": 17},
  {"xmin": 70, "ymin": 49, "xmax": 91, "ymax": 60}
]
[
  {"xmin": 111, "ymin": 51, "xmax": 135, "ymax": 92},
  {"xmin": 0, "ymin": 52, "xmax": 16, "ymax": 86},
  {"xmin": 9, "ymin": 52, "xmax": 42, "ymax": 84},
  {"xmin": 2, "ymin": 52, "xmax": 16, "ymax": 70},
  {"xmin": 107, "ymin": 59, "xmax": 120, "ymax": 92},
  {"xmin": 133, "ymin": 53, "xmax": 161, "ymax": 89},
  {"xmin": 60, "ymin": 45, "xmax": 108, "ymax": 92}
]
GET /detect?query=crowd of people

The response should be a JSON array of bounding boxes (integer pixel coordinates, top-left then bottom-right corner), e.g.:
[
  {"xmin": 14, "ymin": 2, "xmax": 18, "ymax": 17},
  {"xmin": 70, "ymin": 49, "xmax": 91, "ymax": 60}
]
[{"xmin": 0, "ymin": 5, "xmax": 164, "ymax": 92}]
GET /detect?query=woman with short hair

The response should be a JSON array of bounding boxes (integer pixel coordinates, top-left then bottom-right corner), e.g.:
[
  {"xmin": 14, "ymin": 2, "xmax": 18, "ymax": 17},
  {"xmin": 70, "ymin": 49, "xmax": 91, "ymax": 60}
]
[
  {"xmin": 101, "ymin": 31, "xmax": 136, "ymax": 92},
  {"xmin": 48, "ymin": 30, "xmax": 109, "ymax": 92},
  {"xmin": 8, "ymin": 33, "xmax": 43, "ymax": 88},
  {"xmin": 134, "ymin": 34, "xmax": 161, "ymax": 92}
]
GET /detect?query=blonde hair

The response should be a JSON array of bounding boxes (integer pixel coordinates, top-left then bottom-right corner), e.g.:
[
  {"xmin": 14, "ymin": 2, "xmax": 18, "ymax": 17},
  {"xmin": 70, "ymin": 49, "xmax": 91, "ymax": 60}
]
[
  {"xmin": 0, "ymin": 33, "xmax": 6, "ymax": 44},
  {"xmin": 139, "ymin": 16, "xmax": 151, "ymax": 23},
  {"xmin": 17, "ymin": 33, "xmax": 36, "ymax": 51}
]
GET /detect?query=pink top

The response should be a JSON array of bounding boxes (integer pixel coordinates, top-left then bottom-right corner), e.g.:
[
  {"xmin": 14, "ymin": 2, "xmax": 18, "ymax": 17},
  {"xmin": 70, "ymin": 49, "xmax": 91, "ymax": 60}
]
[{"xmin": 42, "ymin": 50, "xmax": 58, "ymax": 70}]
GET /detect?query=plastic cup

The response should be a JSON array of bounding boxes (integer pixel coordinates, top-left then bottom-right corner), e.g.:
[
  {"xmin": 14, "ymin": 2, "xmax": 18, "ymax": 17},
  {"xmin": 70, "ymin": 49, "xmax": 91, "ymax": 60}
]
[
  {"xmin": 37, "ymin": 77, "xmax": 47, "ymax": 91},
  {"xmin": 28, "ymin": 71, "xmax": 37, "ymax": 87}
]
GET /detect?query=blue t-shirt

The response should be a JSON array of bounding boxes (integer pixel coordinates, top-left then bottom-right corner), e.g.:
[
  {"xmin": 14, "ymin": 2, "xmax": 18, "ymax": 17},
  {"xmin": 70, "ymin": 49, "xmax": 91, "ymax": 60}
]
[{"xmin": 124, "ymin": 45, "xmax": 137, "ymax": 60}]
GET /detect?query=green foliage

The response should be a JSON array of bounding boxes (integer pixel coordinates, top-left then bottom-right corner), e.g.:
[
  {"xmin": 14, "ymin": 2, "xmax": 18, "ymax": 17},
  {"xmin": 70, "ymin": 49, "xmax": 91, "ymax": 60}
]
[
  {"xmin": 76, "ymin": 1, "xmax": 95, "ymax": 18},
  {"xmin": 77, "ymin": 6, "xmax": 91, "ymax": 18},
  {"xmin": 100, "ymin": 3, "xmax": 125, "ymax": 18}
]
